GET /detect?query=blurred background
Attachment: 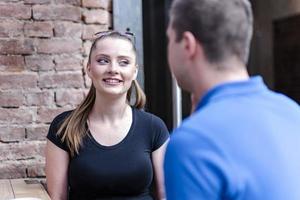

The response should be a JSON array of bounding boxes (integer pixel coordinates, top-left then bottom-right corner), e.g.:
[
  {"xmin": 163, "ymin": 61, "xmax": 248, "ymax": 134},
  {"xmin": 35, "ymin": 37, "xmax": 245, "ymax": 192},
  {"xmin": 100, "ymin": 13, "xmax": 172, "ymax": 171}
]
[{"xmin": 0, "ymin": 0, "xmax": 299, "ymax": 180}]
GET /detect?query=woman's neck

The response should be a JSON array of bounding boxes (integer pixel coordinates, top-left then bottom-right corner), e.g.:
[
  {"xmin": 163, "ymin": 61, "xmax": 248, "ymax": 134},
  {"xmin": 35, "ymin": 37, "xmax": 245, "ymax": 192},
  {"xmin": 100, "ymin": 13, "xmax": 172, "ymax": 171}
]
[{"xmin": 89, "ymin": 93, "xmax": 130, "ymax": 123}]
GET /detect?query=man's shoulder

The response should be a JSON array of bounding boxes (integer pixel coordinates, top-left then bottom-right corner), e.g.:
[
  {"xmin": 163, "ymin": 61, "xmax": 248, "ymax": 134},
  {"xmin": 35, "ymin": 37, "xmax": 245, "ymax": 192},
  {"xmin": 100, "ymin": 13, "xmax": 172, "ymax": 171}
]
[
  {"xmin": 171, "ymin": 114, "xmax": 209, "ymax": 142},
  {"xmin": 179, "ymin": 109, "xmax": 215, "ymax": 130}
]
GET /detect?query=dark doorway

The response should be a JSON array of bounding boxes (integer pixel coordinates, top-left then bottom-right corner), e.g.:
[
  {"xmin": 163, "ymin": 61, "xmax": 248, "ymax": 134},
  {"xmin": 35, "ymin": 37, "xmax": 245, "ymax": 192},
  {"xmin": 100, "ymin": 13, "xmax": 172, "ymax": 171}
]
[
  {"xmin": 142, "ymin": 0, "xmax": 192, "ymax": 131},
  {"xmin": 142, "ymin": 0, "xmax": 173, "ymax": 130},
  {"xmin": 274, "ymin": 15, "xmax": 300, "ymax": 103}
]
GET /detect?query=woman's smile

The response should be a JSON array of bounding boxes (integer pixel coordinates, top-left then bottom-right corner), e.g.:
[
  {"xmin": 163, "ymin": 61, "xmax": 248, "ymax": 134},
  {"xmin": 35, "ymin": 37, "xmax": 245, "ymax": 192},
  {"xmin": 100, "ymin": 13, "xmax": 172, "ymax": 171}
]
[{"xmin": 102, "ymin": 78, "xmax": 124, "ymax": 86}]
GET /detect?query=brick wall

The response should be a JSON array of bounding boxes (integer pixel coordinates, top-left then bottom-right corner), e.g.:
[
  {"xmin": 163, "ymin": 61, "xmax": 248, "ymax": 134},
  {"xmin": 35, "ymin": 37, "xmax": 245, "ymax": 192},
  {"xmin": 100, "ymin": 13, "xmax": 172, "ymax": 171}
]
[{"xmin": 0, "ymin": 0, "xmax": 112, "ymax": 179}]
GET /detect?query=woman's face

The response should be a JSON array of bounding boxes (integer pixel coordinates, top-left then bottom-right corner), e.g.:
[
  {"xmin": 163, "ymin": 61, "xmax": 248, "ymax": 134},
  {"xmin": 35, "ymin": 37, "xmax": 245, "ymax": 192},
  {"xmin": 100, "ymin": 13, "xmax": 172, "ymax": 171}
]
[{"xmin": 87, "ymin": 37, "xmax": 137, "ymax": 98}]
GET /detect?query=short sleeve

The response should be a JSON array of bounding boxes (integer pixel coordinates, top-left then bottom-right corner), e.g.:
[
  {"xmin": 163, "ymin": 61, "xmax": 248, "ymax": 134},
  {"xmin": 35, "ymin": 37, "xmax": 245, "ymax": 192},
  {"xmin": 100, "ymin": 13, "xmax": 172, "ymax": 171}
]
[
  {"xmin": 150, "ymin": 114, "xmax": 169, "ymax": 151},
  {"xmin": 47, "ymin": 110, "xmax": 72, "ymax": 152}
]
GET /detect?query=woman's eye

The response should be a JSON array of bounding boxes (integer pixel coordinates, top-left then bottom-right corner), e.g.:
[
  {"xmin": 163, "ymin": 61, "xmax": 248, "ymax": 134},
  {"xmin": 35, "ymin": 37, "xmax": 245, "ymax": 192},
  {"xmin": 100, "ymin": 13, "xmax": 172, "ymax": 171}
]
[
  {"xmin": 119, "ymin": 60, "xmax": 130, "ymax": 66},
  {"xmin": 97, "ymin": 58, "xmax": 109, "ymax": 64}
]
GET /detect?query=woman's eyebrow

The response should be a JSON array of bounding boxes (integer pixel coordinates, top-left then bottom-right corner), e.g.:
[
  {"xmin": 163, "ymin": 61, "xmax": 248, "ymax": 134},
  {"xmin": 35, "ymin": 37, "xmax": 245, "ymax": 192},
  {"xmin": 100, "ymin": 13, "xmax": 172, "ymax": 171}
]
[
  {"xmin": 94, "ymin": 54, "xmax": 110, "ymax": 58},
  {"xmin": 93, "ymin": 54, "xmax": 134, "ymax": 60},
  {"xmin": 117, "ymin": 55, "xmax": 132, "ymax": 59}
]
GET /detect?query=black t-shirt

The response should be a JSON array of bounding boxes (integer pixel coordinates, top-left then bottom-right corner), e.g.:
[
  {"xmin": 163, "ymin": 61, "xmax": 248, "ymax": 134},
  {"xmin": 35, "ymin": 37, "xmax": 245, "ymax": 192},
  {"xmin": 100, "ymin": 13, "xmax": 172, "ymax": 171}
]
[{"xmin": 47, "ymin": 107, "xmax": 169, "ymax": 200}]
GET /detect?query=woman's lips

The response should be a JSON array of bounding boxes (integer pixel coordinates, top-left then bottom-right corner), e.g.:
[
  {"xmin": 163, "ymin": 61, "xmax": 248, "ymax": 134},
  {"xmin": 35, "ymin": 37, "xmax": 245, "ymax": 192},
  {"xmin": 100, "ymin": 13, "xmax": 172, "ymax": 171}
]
[{"xmin": 103, "ymin": 78, "xmax": 123, "ymax": 85}]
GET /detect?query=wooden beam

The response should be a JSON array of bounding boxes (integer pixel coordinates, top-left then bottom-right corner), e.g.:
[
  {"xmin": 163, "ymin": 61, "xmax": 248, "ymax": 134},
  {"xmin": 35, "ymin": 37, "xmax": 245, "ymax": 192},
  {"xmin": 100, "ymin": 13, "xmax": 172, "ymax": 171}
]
[
  {"xmin": 0, "ymin": 179, "xmax": 14, "ymax": 200},
  {"xmin": 10, "ymin": 179, "xmax": 50, "ymax": 200}
]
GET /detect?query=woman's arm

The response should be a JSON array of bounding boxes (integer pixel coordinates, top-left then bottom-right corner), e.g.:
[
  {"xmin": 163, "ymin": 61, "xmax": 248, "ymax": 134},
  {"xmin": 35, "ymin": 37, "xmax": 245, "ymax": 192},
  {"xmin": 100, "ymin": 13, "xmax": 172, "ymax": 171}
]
[
  {"xmin": 152, "ymin": 140, "xmax": 169, "ymax": 200},
  {"xmin": 46, "ymin": 139, "xmax": 69, "ymax": 200}
]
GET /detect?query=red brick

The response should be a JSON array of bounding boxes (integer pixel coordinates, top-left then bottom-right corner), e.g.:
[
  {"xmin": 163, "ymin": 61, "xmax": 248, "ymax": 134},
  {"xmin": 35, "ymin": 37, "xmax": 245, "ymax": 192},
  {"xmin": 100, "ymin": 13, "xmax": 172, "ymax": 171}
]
[
  {"xmin": 24, "ymin": 21, "xmax": 53, "ymax": 38},
  {"xmin": 0, "ymin": 39, "xmax": 35, "ymax": 55},
  {"xmin": 0, "ymin": 4, "xmax": 31, "ymax": 19},
  {"xmin": 33, "ymin": 5, "xmax": 81, "ymax": 22},
  {"xmin": 27, "ymin": 160, "xmax": 46, "ymax": 177},
  {"xmin": 37, "ymin": 107, "xmax": 72, "ymax": 123},
  {"xmin": 26, "ymin": 125, "xmax": 49, "ymax": 140},
  {"xmin": 83, "ymin": 56, "xmax": 88, "ymax": 67},
  {"xmin": 0, "ymin": 161, "xmax": 27, "ymax": 179},
  {"xmin": 0, "ymin": 108, "xmax": 35, "ymax": 124},
  {"xmin": 39, "ymin": 71, "xmax": 84, "ymax": 88},
  {"xmin": 83, "ymin": 40, "xmax": 92, "ymax": 57},
  {"xmin": 82, "ymin": 9, "xmax": 111, "ymax": 24},
  {"xmin": 54, "ymin": 0, "xmax": 80, "ymax": 6},
  {"xmin": 82, "ymin": 0, "xmax": 111, "ymax": 10},
  {"xmin": 0, "ymin": 73, "xmax": 38, "ymax": 89},
  {"xmin": 82, "ymin": 57, "xmax": 92, "ymax": 88},
  {"xmin": 0, "ymin": 126, "xmax": 25, "ymax": 142},
  {"xmin": 24, "ymin": 0, "xmax": 51, "ymax": 4},
  {"xmin": 0, "ymin": 141, "xmax": 45, "ymax": 161},
  {"xmin": 25, "ymin": 90, "xmax": 54, "ymax": 106},
  {"xmin": 0, "ymin": 55, "xmax": 25, "ymax": 72},
  {"xmin": 54, "ymin": 54, "xmax": 83, "ymax": 71},
  {"xmin": 0, "ymin": 20, "xmax": 24, "ymax": 37},
  {"xmin": 83, "ymin": 88, "xmax": 90, "ymax": 96},
  {"xmin": 55, "ymin": 89, "xmax": 84, "ymax": 106},
  {"xmin": 0, "ymin": 91, "xmax": 24, "ymax": 107},
  {"xmin": 82, "ymin": 24, "xmax": 109, "ymax": 40},
  {"xmin": 1, "ymin": 0, "xmax": 24, "ymax": 2},
  {"xmin": 25, "ymin": 55, "xmax": 54, "ymax": 71},
  {"xmin": 0, "ymin": 159, "xmax": 46, "ymax": 179},
  {"xmin": 54, "ymin": 21, "xmax": 82, "ymax": 38},
  {"xmin": 36, "ymin": 38, "xmax": 82, "ymax": 54},
  {"xmin": 84, "ymin": 67, "xmax": 92, "ymax": 88}
]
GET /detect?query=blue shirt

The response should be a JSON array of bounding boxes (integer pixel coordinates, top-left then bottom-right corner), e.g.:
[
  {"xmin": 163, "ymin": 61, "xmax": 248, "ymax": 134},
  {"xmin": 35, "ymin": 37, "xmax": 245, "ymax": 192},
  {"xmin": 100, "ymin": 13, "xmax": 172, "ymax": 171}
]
[{"xmin": 164, "ymin": 77, "xmax": 300, "ymax": 200}]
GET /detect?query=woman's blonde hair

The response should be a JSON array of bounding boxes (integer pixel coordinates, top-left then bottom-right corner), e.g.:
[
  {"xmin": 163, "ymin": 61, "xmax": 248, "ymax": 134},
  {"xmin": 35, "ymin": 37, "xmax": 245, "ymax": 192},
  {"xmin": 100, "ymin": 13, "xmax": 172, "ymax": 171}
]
[{"xmin": 57, "ymin": 31, "xmax": 146, "ymax": 157}]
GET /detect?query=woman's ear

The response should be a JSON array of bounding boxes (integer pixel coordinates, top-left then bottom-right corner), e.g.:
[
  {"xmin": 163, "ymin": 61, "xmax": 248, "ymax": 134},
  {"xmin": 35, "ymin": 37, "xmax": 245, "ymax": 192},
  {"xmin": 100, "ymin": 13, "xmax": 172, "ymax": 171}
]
[
  {"xmin": 133, "ymin": 65, "xmax": 138, "ymax": 79},
  {"xmin": 86, "ymin": 63, "xmax": 92, "ymax": 78}
]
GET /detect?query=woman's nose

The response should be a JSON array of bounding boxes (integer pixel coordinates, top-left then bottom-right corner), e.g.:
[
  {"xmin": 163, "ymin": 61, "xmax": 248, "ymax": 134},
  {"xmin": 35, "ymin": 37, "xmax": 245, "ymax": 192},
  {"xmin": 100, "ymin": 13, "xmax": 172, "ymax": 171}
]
[{"xmin": 108, "ymin": 62, "xmax": 119, "ymax": 74}]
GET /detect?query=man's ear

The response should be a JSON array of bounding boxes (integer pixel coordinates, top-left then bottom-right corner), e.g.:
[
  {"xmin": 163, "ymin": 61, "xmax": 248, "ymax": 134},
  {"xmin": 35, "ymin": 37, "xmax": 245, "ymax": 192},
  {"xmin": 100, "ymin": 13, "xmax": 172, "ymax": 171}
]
[{"xmin": 182, "ymin": 31, "xmax": 198, "ymax": 59}]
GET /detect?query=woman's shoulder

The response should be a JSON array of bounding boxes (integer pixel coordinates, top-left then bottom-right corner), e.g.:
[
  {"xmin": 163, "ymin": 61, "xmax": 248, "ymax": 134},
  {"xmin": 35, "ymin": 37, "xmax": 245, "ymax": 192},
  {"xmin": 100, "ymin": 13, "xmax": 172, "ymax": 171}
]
[
  {"xmin": 133, "ymin": 108, "xmax": 169, "ymax": 150},
  {"xmin": 50, "ymin": 109, "xmax": 74, "ymax": 127},
  {"xmin": 134, "ymin": 108, "xmax": 167, "ymax": 127},
  {"xmin": 134, "ymin": 108, "xmax": 158, "ymax": 120},
  {"xmin": 47, "ymin": 110, "xmax": 74, "ymax": 152}
]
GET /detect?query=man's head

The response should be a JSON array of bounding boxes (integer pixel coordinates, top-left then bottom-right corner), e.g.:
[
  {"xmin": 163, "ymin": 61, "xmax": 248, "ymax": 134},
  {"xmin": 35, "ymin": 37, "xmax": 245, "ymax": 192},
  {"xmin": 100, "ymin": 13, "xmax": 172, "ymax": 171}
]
[
  {"xmin": 167, "ymin": 0, "xmax": 253, "ymax": 92},
  {"xmin": 169, "ymin": 0, "xmax": 253, "ymax": 65}
]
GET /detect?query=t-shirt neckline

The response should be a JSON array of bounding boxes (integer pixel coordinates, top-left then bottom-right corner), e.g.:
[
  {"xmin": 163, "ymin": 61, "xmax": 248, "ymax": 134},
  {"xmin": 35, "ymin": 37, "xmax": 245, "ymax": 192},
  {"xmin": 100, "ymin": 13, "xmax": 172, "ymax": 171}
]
[{"xmin": 87, "ymin": 107, "xmax": 136, "ymax": 150}]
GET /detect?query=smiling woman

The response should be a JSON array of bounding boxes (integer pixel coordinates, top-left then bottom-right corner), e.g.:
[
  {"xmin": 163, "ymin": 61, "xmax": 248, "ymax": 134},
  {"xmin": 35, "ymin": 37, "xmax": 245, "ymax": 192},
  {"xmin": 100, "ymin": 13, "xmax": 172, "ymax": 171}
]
[
  {"xmin": 45, "ymin": 31, "xmax": 169, "ymax": 200},
  {"xmin": 87, "ymin": 34, "xmax": 138, "ymax": 98}
]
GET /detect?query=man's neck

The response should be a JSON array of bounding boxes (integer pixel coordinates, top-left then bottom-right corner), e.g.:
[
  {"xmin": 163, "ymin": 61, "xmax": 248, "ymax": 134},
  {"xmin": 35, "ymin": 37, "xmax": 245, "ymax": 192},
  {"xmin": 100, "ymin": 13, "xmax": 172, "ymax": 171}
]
[{"xmin": 191, "ymin": 57, "xmax": 249, "ymax": 107}]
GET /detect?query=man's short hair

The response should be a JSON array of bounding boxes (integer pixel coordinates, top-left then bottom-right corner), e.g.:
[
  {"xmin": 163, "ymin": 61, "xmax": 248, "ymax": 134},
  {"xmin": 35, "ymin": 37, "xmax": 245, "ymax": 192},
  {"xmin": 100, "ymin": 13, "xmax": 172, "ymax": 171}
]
[{"xmin": 170, "ymin": 0, "xmax": 253, "ymax": 66}]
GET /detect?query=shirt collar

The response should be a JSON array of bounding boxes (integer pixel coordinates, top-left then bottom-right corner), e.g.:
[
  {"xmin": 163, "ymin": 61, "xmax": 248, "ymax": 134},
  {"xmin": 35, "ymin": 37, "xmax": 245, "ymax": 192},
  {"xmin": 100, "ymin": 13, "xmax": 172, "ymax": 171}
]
[{"xmin": 195, "ymin": 76, "xmax": 267, "ymax": 111}]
